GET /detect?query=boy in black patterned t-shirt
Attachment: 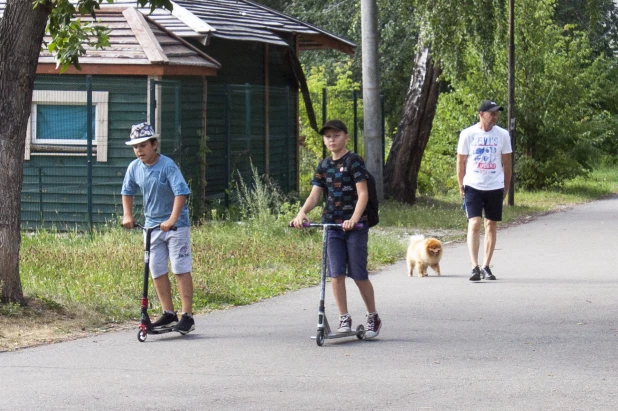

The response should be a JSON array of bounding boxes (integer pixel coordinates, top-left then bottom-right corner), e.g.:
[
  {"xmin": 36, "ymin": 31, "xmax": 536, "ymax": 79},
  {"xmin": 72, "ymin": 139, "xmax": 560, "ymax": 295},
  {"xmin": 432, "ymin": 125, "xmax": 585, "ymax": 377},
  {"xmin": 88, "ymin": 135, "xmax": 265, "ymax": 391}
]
[
  {"xmin": 290, "ymin": 119, "xmax": 382, "ymax": 339},
  {"xmin": 320, "ymin": 153, "xmax": 369, "ymax": 225}
]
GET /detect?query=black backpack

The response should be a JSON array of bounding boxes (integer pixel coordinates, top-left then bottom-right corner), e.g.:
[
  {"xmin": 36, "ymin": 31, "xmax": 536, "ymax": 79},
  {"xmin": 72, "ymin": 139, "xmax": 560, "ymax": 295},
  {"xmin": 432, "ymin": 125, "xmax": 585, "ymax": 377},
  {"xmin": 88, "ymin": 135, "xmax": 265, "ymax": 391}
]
[{"xmin": 320, "ymin": 154, "xmax": 380, "ymax": 228}]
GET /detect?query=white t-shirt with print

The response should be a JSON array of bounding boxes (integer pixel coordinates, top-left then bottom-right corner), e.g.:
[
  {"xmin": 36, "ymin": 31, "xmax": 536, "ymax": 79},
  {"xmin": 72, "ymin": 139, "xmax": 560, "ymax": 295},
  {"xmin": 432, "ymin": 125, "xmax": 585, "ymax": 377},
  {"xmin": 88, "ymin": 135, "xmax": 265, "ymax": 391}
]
[{"xmin": 457, "ymin": 123, "xmax": 512, "ymax": 191}]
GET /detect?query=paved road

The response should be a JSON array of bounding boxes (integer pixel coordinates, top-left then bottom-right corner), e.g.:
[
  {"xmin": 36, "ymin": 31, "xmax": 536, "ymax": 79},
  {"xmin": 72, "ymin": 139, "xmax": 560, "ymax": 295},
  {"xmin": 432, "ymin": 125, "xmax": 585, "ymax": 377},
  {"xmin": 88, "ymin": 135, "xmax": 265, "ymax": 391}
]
[{"xmin": 2, "ymin": 196, "xmax": 618, "ymax": 410}]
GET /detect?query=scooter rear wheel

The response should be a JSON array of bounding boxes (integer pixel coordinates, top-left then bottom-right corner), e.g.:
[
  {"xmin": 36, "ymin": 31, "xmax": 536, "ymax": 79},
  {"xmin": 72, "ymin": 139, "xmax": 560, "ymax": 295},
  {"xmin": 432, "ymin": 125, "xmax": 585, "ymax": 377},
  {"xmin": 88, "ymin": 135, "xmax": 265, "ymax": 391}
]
[
  {"xmin": 316, "ymin": 329, "xmax": 325, "ymax": 346},
  {"xmin": 137, "ymin": 329, "xmax": 148, "ymax": 342},
  {"xmin": 356, "ymin": 324, "xmax": 365, "ymax": 340}
]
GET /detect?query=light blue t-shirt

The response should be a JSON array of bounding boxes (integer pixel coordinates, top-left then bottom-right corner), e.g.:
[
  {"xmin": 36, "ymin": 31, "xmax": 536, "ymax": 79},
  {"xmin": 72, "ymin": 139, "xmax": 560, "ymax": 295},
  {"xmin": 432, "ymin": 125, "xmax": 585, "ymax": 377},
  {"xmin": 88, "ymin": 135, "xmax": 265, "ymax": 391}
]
[{"xmin": 121, "ymin": 154, "xmax": 191, "ymax": 227}]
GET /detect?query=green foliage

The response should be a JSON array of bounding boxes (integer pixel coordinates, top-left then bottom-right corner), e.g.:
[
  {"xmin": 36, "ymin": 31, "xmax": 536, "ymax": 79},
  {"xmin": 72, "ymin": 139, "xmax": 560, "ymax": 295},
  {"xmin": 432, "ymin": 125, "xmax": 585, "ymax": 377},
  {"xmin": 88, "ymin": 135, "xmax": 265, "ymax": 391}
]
[
  {"xmin": 300, "ymin": 61, "xmax": 362, "ymax": 158},
  {"xmin": 235, "ymin": 161, "xmax": 288, "ymax": 226},
  {"xmin": 298, "ymin": 146, "xmax": 320, "ymax": 197},
  {"xmin": 553, "ymin": 0, "xmax": 618, "ymax": 56},
  {"xmin": 416, "ymin": 0, "xmax": 508, "ymax": 78},
  {"xmin": 510, "ymin": 0, "xmax": 618, "ymax": 189},
  {"xmin": 279, "ymin": 0, "xmax": 419, "ymax": 144},
  {"xmin": 421, "ymin": 0, "xmax": 618, "ymax": 192},
  {"xmin": 298, "ymin": 62, "xmax": 363, "ymax": 196}
]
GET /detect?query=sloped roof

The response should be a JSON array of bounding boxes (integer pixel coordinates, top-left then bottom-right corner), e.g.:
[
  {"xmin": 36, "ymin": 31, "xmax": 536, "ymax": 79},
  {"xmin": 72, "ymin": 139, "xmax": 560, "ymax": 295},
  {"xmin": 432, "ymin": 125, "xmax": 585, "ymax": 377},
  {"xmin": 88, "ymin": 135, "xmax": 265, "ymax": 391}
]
[
  {"xmin": 0, "ymin": 0, "xmax": 354, "ymax": 70},
  {"xmin": 98, "ymin": 0, "xmax": 355, "ymax": 54},
  {"xmin": 174, "ymin": 0, "xmax": 355, "ymax": 53},
  {"xmin": 35, "ymin": 8, "xmax": 221, "ymax": 75}
]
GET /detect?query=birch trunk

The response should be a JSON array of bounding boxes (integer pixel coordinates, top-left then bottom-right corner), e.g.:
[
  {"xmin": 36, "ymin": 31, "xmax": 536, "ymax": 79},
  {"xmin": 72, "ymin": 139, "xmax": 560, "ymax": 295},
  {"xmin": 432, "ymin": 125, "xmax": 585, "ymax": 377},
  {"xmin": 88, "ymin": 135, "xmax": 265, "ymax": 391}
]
[{"xmin": 384, "ymin": 45, "xmax": 441, "ymax": 204}]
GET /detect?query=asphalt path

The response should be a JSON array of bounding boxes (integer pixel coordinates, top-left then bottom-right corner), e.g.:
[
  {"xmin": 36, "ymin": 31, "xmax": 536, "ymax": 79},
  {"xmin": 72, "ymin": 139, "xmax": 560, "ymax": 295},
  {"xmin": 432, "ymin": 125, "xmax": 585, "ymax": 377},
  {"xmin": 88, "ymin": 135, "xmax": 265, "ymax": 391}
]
[{"xmin": 1, "ymin": 196, "xmax": 617, "ymax": 410}]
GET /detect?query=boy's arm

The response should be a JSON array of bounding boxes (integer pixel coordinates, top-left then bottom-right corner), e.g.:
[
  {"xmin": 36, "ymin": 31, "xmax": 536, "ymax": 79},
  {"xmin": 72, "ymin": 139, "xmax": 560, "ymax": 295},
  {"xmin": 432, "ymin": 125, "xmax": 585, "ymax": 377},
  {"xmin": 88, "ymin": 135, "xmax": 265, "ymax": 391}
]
[
  {"xmin": 290, "ymin": 185, "xmax": 323, "ymax": 228},
  {"xmin": 122, "ymin": 195, "xmax": 135, "ymax": 229},
  {"xmin": 343, "ymin": 180, "xmax": 368, "ymax": 231},
  {"xmin": 161, "ymin": 195, "xmax": 186, "ymax": 231}
]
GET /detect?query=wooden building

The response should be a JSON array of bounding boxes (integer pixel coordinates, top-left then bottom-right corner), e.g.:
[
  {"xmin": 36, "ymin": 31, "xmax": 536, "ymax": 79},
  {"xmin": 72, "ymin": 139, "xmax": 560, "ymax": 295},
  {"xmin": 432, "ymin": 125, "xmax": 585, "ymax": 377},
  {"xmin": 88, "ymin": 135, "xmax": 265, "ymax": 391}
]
[{"xmin": 0, "ymin": 0, "xmax": 355, "ymax": 227}]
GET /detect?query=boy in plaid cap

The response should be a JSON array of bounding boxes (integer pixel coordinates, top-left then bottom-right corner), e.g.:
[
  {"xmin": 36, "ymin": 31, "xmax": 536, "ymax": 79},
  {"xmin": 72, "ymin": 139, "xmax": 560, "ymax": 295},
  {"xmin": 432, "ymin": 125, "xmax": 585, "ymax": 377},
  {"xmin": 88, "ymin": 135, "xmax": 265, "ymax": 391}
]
[{"xmin": 121, "ymin": 122, "xmax": 195, "ymax": 334}]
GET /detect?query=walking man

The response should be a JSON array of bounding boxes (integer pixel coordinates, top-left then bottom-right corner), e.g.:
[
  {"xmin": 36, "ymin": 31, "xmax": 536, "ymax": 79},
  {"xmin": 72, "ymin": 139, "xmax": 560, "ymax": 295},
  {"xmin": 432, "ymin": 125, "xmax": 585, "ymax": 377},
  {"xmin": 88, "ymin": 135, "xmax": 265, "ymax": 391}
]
[{"xmin": 457, "ymin": 100, "xmax": 512, "ymax": 281}]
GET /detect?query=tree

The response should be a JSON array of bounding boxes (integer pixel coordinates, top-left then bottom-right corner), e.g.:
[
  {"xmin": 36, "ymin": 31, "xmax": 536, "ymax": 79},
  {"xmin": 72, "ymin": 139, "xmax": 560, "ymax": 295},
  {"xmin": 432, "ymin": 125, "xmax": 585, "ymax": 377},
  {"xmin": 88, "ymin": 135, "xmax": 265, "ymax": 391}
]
[
  {"xmin": 420, "ymin": 0, "xmax": 618, "ymax": 193},
  {"xmin": 384, "ymin": 44, "xmax": 441, "ymax": 203},
  {"xmin": 272, "ymin": 0, "xmax": 419, "ymax": 146},
  {"xmin": 0, "ymin": 0, "xmax": 170, "ymax": 304},
  {"xmin": 383, "ymin": 0, "xmax": 506, "ymax": 203}
]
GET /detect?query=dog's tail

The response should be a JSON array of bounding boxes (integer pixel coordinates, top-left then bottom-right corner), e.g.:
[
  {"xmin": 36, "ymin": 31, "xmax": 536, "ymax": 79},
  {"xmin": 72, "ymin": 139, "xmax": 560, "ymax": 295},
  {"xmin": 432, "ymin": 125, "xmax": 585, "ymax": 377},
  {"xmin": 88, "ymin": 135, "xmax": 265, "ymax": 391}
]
[{"xmin": 408, "ymin": 234, "xmax": 425, "ymax": 245}]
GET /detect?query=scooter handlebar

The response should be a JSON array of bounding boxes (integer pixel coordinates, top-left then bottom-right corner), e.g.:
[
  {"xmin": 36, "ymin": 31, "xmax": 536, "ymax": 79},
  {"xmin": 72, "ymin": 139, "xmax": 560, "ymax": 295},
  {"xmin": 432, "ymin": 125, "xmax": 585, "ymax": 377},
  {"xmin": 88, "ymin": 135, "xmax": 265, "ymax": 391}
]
[
  {"xmin": 288, "ymin": 221, "xmax": 364, "ymax": 229},
  {"xmin": 124, "ymin": 222, "xmax": 178, "ymax": 231}
]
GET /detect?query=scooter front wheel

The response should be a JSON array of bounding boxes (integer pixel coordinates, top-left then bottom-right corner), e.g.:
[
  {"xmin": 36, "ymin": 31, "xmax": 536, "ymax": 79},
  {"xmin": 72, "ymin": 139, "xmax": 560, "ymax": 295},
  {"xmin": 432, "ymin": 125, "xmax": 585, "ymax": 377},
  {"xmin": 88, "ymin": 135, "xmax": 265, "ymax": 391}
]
[
  {"xmin": 316, "ymin": 329, "xmax": 325, "ymax": 346},
  {"xmin": 137, "ymin": 329, "xmax": 148, "ymax": 342}
]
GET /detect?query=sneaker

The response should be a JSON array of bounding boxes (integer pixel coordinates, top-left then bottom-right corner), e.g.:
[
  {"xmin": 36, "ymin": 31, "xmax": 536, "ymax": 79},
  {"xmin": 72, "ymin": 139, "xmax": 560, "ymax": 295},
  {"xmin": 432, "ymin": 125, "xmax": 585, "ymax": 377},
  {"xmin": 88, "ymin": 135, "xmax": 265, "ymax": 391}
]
[
  {"xmin": 151, "ymin": 311, "xmax": 178, "ymax": 330},
  {"xmin": 338, "ymin": 314, "xmax": 352, "ymax": 333},
  {"xmin": 482, "ymin": 266, "xmax": 496, "ymax": 280},
  {"xmin": 469, "ymin": 266, "xmax": 482, "ymax": 281},
  {"xmin": 173, "ymin": 313, "xmax": 195, "ymax": 335},
  {"xmin": 365, "ymin": 312, "xmax": 382, "ymax": 339}
]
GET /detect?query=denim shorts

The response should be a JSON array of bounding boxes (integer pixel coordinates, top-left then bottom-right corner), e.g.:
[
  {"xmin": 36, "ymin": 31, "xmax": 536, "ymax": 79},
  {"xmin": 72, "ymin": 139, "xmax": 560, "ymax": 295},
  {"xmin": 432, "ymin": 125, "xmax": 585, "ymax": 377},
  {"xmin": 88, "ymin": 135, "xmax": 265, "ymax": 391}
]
[
  {"xmin": 464, "ymin": 186, "xmax": 504, "ymax": 221},
  {"xmin": 326, "ymin": 226, "xmax": 369, "ymax": 281},
  {"xmin": 147, "ymin": 226, "xmax": 192, "ymax": 278}
]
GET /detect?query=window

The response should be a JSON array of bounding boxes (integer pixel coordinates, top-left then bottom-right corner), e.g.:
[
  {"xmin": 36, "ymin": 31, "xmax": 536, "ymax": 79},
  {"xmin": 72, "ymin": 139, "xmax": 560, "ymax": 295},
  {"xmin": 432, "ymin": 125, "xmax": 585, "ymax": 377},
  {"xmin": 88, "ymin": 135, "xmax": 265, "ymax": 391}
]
[{"xmin": 25, "ymin": 90, "xmax": 109, "ymax": 162}]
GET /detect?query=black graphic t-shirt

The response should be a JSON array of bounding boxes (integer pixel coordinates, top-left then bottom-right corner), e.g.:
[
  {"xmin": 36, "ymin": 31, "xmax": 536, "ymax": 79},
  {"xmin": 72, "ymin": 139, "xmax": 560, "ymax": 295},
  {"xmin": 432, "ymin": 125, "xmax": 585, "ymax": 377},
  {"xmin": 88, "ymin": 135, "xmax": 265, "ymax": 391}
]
[{"xmin": 311, "ymin": 151, "xmax": 369, "ymax": 224}]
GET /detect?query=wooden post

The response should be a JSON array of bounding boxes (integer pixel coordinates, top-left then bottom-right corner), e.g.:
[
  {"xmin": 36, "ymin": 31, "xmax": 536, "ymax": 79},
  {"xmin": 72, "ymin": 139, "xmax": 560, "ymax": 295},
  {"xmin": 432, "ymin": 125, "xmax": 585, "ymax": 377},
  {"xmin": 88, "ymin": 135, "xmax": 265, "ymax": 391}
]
[
  {"xmin": 508, "ymin": 0, "xmax": 516, "ymax": 206},
  {"xmin": 361, "ymin": 0, "xmax": 383, "ymax": 199}
]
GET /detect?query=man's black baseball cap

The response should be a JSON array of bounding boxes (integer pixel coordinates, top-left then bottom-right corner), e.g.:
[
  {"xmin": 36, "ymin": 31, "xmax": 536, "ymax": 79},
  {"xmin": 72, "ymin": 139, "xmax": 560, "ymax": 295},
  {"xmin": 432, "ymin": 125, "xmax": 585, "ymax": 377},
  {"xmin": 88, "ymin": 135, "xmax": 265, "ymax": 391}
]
[
  {"xmin": 479, "ymin": 100, "xmax": 504, "ymax": 112},
  {"xmin": 319, "ymin": 119, "xmax": 348, "ymax": 135}
]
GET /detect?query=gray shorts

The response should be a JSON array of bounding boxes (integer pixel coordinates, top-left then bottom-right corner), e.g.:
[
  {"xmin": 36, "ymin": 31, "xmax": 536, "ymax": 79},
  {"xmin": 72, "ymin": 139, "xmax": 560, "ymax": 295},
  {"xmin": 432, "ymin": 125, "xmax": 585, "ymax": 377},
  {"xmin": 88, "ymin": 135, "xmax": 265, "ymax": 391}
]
[{"xmin": 147, "ymin": 226, "xmax": 192, "ymax": 278}]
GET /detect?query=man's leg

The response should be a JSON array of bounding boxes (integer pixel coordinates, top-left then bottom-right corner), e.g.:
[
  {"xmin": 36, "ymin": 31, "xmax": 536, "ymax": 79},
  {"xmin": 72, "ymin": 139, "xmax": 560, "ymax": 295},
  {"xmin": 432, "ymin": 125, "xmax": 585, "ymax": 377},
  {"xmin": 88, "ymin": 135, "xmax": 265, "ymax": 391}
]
[
  {"xmin": 153, "ymin": 274, "xmax": 174, "ymax": 312},
  {"xmin": 176, "ymin": 272, "xmax": 193, "ymax": 315},
  {"xmin": 467, "ymin": 217, "xmax": 482, "ymax": 267},
  {"xmin": 483, "ymin": 219, "xmax": 497, "ymax": 267}
]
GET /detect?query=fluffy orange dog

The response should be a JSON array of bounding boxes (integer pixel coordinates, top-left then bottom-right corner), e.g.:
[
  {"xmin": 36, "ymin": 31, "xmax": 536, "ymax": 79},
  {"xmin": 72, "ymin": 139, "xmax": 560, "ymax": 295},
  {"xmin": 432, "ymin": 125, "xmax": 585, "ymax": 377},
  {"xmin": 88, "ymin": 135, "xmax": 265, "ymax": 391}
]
[{"xmin": 406, "ymin": 235, "xmax": 443, "ymax": 277}]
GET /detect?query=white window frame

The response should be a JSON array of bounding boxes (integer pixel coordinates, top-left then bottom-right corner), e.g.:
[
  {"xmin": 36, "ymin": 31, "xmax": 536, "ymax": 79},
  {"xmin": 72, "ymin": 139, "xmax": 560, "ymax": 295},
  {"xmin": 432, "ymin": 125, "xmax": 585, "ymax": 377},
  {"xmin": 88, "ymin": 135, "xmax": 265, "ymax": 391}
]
[{"xmin": 25, "ymin": 90, "xmax": 109, "ymax": 162}]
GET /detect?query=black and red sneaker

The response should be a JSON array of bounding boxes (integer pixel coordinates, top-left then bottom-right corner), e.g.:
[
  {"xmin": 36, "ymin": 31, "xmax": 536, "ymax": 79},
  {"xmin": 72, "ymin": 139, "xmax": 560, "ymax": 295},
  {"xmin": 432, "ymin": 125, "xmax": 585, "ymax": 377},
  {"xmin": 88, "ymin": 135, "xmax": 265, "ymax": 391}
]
[
  {"xmin": 173, "ymin": 313, "xmax": 195, "ymax": 335},
  {"xmin": 151, "ymin": 311, "xmax": 178, "ymax": 330}
]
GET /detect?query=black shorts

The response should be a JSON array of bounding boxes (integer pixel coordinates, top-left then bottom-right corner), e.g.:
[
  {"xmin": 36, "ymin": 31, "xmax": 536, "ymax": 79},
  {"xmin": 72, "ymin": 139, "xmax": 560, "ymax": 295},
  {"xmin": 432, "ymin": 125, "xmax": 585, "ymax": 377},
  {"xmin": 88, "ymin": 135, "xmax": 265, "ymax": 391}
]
[{"xmin": 463, "ymin": 186, "xmax": 504, "ymax": 221}]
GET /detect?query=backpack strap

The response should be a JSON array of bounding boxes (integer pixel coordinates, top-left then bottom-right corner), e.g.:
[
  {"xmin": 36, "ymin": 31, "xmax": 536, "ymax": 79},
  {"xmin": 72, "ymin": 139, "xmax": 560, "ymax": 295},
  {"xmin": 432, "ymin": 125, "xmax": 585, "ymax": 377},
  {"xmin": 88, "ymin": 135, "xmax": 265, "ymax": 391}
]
[
  {"xmin": 320, "ymin": 157, "xmax": 330, "ymax": 170},
  {"xmin": 344, "ymin": 152, "xmax": 367, "ymax": 181}
]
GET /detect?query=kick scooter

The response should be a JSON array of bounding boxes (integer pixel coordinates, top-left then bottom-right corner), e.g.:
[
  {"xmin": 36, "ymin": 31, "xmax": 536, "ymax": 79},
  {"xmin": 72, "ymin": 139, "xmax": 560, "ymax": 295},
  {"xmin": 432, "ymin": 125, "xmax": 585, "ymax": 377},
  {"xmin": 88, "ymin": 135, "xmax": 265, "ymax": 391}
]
[
  {"xmin": 291, "ymin": 221, "xmax": 366, "ymax": 346},
  {"xmin": 130, "ymin": 222, "xmax": 178, "ymax": 342}
]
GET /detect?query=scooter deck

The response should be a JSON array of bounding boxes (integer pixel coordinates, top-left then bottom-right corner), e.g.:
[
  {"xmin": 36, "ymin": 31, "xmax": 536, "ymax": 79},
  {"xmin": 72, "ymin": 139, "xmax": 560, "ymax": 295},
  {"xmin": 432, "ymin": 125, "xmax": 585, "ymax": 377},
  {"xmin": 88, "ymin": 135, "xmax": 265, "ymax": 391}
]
[
  {"xmin": 146, "ymin": 327, "xmax": 177, "ymax": 335},
  {"xmin": 311, "ymin": 330, "xmax": 364, "ymax": 339}
]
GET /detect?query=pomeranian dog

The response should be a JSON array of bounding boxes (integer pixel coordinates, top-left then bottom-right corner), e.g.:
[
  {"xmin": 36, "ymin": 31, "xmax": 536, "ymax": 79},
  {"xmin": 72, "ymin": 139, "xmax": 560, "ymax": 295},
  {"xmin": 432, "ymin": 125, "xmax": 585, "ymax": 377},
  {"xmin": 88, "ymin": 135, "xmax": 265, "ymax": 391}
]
[{"xmin": 406, "ymin": 234, "xmax": 443, "ymax": 277}]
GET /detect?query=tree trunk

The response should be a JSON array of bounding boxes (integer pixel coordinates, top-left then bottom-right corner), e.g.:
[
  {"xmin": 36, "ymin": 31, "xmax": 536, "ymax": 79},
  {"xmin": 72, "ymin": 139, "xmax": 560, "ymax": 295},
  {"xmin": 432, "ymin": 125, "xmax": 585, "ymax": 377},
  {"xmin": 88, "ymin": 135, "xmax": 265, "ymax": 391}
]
[
  {"xmin": 0, "ymin": 0, "xmax": 50, "ymax": 303},
  {"xmin": 384, "ymin": 45, "xmax": 441, "ymax": 204}
]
